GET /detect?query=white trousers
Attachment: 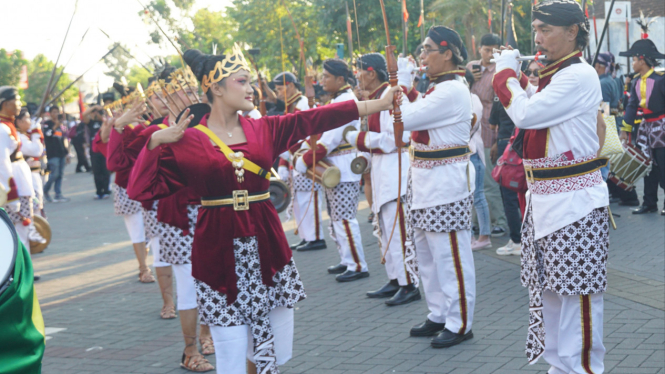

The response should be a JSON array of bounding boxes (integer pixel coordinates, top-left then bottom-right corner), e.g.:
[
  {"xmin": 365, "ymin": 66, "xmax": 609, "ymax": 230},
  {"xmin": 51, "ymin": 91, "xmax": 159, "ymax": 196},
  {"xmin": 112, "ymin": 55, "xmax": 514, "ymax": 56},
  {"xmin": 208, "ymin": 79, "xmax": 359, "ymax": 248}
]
[
  {"xmin": 210, "ymin": 306, "xmax": 294, "ymax": 374},
  {"xmin": 413, "ymin": 228, "xmax": 475, "ymax": 333},
  {"xmin": 123, "ymin": 211, "xmax": 146, "ymax": 244},
  {"xmin": 331, "ymin": 218, "xmax": 368, "ymax": 272},
  {"xmin": 16, "ymin": 225, "xmax": 29, "ymax": 250},
  {"xmin": 171, "ymin": 264, "xmax": 197, "ymax": 310},
  {"xmin": 293, "ymin": 190, "xmax": 324, "ymax": 242},
  {"xmin": 149, "ymin": 236, "xmax": 170, "ymax": 268},
  {"xmin": 544, "ymin": 290, "xmax": 605, "ymax": 374},
  {"xmin": 378, "ymin": 201, "xmax": 410, "ymax": 286}
]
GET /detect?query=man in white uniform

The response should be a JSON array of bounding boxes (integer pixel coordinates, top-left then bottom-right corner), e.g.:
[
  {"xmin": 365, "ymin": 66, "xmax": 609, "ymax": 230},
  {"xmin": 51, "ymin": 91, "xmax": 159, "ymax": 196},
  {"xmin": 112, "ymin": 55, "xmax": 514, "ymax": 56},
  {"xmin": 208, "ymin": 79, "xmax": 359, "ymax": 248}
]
[
  {"xmin": 274, "ymin": 72, "xmax": 327, "ymax": 252},
  {"xmin": 345, "ymin": 53, "xmax": 420, "ymax": 305},
  {"xmin": 399, "ymin": 27, "xmax": 477, "ymax": 348},
  {"xmin": 492, "ymin": 1, "xmax": 609, "ymax": 372},
  {"xmin": 295, "ymin": 58, "xmax": 369, "ymax": 282}
]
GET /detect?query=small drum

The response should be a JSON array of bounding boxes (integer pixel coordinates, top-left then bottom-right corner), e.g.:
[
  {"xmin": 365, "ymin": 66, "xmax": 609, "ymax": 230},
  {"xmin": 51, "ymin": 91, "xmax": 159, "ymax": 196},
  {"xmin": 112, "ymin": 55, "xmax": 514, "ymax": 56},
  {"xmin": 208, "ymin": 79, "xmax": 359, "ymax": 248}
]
[
  {"xmin": 294, "ymin": 149, "xmax": 341, "ymax": 189},
  {"xmin": 0, "ymin": 208, "xmax": 19, "ymax": 297},
  {"xmin": 608, "ymin": 143, "xmax": 652, "ymax": 191},
  {"xmin": 29, "ymin": 215, "xmax": 52, "ymax": 255},
  {"xmin": 269, "ymin": 179, "xmax": 291, "ymax": 213}
]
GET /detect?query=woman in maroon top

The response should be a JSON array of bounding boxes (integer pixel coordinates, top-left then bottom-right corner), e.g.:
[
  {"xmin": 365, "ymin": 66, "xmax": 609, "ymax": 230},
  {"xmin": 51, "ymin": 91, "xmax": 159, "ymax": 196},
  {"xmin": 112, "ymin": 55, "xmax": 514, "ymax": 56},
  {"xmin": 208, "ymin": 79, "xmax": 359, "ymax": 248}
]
[{"xmin": 127, "ymin": 46, "xmax": 399, "ymax": 374}]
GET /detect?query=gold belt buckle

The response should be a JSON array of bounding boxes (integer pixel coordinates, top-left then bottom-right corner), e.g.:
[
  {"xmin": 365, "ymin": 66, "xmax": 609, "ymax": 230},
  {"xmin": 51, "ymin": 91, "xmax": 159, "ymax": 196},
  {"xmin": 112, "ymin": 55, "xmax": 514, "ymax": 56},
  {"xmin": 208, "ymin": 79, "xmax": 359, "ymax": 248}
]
[
  {"xmin": 233, "ymin": 190, "xmax": 250, "ymax": 211},
  {"xmin": 524, "ymin": 164, "xmax": 534, "ymax": 184},
  {"xmin": 409, "ymin": 145, "xmax": 415, "ymax": 162}
]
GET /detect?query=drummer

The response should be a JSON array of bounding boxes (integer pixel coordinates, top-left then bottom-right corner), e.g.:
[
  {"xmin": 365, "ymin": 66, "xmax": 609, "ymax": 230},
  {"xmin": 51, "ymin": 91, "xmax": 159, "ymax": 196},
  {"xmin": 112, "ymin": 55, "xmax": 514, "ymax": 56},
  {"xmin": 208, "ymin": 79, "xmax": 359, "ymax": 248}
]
[
  {"xmin": 620, "ymin": 36, "xmax": 665, "ymax": 216},
  {"xmin": 294, "ymin": 59, "xmax": 369, "ymax": 282}
]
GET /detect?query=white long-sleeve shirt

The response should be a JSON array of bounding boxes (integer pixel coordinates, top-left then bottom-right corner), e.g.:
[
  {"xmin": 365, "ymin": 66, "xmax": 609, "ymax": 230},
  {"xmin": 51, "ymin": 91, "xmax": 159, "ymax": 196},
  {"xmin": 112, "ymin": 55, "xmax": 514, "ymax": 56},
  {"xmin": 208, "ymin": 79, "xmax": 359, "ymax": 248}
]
[
  {"xmin": 401, "ymin": 76, "xmax": 475, "ymax": 210},
  {"xmin": 315, "ymin": 90, "xmax": 361, "ymax": 183},
  {"xmin": 498, "ymin": 60, "xmax": 608, "ymax": 239}
]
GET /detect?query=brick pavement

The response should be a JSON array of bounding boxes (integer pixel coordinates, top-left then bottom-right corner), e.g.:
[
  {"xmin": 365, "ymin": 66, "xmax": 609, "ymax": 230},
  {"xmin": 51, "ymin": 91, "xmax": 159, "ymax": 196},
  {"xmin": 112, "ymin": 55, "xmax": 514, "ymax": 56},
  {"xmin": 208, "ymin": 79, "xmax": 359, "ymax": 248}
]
[{"xmin": 34, "ymin": 167, "xmax": 664, "ymax": 373}]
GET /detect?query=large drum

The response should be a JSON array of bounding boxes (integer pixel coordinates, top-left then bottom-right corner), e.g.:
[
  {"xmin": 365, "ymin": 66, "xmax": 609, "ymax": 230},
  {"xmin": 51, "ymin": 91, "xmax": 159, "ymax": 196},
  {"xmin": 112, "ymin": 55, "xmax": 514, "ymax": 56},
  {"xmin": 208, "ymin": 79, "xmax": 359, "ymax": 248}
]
[
  {"xmin": 0, "ymin": 209, "xmax": 19, "ymax": 296},
  {"xmin": 294, "ymin": 149, "xmax": 341, "ymax": 189},
  {"xmin": 29, "ymin": 215, "xmax": 51, "ymax": 255},
  {"xmin": 608, "ymin": 143, "xmax": 652, "ymax": 191}
]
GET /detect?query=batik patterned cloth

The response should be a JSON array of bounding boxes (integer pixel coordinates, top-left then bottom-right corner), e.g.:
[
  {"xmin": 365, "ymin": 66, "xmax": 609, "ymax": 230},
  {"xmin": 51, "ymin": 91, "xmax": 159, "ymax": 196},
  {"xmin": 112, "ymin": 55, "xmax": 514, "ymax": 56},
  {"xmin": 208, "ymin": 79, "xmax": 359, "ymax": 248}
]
[
  {"xmin": 112, "ymin": 184, "xmax": 142, "ymax": 216},
  {"xmin": 158, "ymin": 205, "xmax": 199, "ymax": 265},
  {"xmin": 196, "ymin": 236, "xmax": 306, "ymax": 374},
  {"xmin": 521, "ymin": 204, "xmax": 609, "ymax": 363},
  {"xmin": 324, "ymin": 181, "xmax": 360, "ymax": 222}
]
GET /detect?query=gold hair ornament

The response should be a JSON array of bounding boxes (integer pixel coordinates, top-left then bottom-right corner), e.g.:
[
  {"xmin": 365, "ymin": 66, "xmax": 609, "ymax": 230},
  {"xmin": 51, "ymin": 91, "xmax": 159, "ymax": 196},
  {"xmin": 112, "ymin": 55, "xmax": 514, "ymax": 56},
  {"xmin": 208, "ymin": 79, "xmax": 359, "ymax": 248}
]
[{"xmin": 201, "ymin": 43, "xmax": 251, "ymax": 93}]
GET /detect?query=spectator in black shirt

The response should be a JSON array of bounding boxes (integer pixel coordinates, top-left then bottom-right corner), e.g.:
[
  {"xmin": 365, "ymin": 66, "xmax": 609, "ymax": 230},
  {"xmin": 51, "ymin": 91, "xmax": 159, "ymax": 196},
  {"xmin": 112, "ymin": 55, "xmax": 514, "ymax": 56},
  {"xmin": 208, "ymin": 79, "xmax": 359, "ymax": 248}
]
[
  {"xmin": 71, "ymin": 118, "xmax": 91, "ymax": 173},
  {"xmin": 81, "ymin": 105, "xmax": 111, "ymax": 199},
  {"xmin": 42, "ymin": 106, "xmax": 70, "ymax": 202}
]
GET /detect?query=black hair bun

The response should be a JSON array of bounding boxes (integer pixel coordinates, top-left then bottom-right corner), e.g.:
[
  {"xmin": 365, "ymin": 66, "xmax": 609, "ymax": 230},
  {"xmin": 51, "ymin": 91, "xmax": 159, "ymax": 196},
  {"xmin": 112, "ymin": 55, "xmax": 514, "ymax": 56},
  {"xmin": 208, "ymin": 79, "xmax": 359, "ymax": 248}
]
[{"xmin": 184, "ymin": 49, "xmax": 209, "ymax": 82}]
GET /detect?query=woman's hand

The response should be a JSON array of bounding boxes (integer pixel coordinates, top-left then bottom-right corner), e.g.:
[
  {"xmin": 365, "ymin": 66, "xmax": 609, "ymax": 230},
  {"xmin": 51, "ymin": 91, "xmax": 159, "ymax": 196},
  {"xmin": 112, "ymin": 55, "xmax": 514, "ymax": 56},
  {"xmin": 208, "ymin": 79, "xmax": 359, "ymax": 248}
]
[
  {"xmin": 115, "ymin": 100, "xmax": 147, "ymax": 133},
  {"xmin": 357, "ymin": 85, "xmax": 404, "ymax": 117},
  {"xmin": 382, "ymin": 85, "xmax": 403, "ymax": 110},
  {"xmin": 148, "ymin": 109, "xmax": 193, "ymax": 150},
  {"xmin": 100, "ymin": 117, "xmax": 114, "ymax": 143}
]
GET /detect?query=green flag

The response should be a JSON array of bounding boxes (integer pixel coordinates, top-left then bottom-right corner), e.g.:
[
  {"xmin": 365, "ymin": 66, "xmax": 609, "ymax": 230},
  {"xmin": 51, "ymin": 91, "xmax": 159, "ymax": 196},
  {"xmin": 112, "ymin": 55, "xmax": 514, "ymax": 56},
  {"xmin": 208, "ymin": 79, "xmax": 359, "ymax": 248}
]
[{"xmin": 0, "ymin": 216, "xmax": 45, "ymax": 374}]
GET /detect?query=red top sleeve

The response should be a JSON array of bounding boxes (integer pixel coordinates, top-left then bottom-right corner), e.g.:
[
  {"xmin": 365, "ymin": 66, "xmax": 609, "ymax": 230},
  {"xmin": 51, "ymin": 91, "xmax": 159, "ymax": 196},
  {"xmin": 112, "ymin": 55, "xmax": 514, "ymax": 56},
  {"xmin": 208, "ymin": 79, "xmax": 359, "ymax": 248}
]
[
  {"xmin": 127, "ymin": 143, "xmax": 187, "ymax": 202},
  {"xmin": 265, "ymin": 100, "xmax": 359, "ymax": 161},
  {"xmin": 91, "ymin": 131, "xmax": 107, "ymax": 156}
]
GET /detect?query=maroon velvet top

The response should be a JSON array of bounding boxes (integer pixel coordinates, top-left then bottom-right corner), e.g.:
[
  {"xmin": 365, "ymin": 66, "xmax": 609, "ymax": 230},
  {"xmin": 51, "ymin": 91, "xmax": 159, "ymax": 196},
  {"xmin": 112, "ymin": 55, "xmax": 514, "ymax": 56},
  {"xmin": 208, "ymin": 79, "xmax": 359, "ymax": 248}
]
[
  {"xmin": 107, "ymin": 124, "xmax": 147, "ymax": 189},
  {"xmin": 127, "ymin": 101, "xmax": 360, "ymax": 302}
]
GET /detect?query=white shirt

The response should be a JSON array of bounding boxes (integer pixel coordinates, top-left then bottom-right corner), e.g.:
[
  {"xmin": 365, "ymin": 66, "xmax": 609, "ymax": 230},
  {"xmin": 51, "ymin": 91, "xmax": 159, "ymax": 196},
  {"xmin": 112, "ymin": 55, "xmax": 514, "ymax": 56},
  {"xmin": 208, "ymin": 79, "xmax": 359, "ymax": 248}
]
[
  {"xmin": 502, "ymin": 61, "xmax": 608, "ymax": 239},
  {"xmin": 347, "ymin": 87, "xmax": 411, "ymax": 211},
  {"xmin": 316, "ymin": 90, "xmax": 361, "ymax": 183},
  {"xmin": 469, "ymin": 93, "xmax": 485, "ymax": 165},
  {"xmin": 401, "ymin": 76, "xmax": 475, "ymax": 210}
]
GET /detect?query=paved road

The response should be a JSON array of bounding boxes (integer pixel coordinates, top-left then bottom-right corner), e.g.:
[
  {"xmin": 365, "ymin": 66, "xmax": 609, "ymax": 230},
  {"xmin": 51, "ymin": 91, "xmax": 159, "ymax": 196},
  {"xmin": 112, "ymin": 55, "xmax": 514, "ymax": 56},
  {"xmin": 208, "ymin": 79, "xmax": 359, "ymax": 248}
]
[{"xmin": 36, "ymin": 165, "xmax": 664, "ymax": 373}]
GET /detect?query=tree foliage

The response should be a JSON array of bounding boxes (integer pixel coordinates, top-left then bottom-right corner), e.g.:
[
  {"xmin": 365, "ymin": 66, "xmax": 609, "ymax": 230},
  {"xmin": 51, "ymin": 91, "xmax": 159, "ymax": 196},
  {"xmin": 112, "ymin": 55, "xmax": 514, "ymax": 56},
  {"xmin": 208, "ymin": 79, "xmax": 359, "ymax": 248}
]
[
  {"xmin": 0, "ymin": 49, "xmax": 28, "ymax": 88},
  {"xmin": 22, "ymin": 54, "xmax": 79, "ymax": 105}
]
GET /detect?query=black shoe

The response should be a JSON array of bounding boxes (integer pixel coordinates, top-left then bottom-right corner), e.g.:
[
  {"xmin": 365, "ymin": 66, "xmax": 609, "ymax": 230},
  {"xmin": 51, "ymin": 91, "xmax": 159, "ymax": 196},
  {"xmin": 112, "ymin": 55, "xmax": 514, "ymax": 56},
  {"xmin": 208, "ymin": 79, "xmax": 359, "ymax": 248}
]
[
  {"xmin": 410, "ymin": 319, "xmax": 446, "ymax": 337},
  {"xmin": 367, "ymin": 212, "xmax": 375, "ymax": 223},
  {"xmin": 618, "ymin": 199, "xmax": 640, "ymax": 207},
  {"xmin": 327, "ymin": 264, "xmax": 347, "ymax": 274},
  {"xmin": 386, "ymin": 286, "xmax": 421, "ymax": 306},
  {"xmin": 366, "ymin": 279, "xmax": 400, "ymax": 298},
  {"xmin": 335, "ymin": 270, "xmax": 370, "ymax": 282},
  {"xmin": 33, "ymin": 274, "xmax": 41, "ymax": 281},
  {"xmin": 633, "ymin": 205, "xmax": 658, "ymax": 214},
  {"xmin": 290, "ymin": 239, "xmax": 307, "ymax": 250},
  {"xmin": 431, "ymin": 328, "xmax": 473, "ymax": 348},
  {"xmin": 491, "ymin": 226, "xmax": 506, "ymax": 237},
  {"xmin": 661, "ymin": 209, "xmax": 665, "ymax": 216},
  {"xmin": 297, "ymin": 240, "xmax": 327, "ymax": 251}
]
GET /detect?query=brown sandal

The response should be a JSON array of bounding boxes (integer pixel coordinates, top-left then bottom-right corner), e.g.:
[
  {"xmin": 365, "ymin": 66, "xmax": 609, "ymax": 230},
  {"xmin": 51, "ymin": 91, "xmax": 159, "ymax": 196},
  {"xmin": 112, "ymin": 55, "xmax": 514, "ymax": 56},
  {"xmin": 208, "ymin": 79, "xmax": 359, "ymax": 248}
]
[
  {"xmin": 180, "ymin": 353, "xmax": 214, "ymax": 372},
  {"xmin": 199, "ymin": 337, "xmax": 215, "ymax": 355},
  {"xmin": 160, "ymin": 305, "xmax": 177, "ymax": 319},
  {"xmin": 138, "ymin": 267, "xmax": 155, "ymax": 283}
]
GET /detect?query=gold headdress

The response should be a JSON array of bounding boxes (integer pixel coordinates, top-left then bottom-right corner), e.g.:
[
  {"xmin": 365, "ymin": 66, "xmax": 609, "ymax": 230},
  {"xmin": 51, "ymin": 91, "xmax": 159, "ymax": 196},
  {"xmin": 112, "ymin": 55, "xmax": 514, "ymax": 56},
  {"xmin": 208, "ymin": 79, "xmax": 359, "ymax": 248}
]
[
  {"xmin": 166, "ymin": 67, "xmax": 199, "ymax": 94},
  {"xmin": 145, "ymin": 80, "xmax": 163, "ymax": 97},
  {"xmin": 201, "ymin": 43, "xmax": 251, "ymax": 93}
]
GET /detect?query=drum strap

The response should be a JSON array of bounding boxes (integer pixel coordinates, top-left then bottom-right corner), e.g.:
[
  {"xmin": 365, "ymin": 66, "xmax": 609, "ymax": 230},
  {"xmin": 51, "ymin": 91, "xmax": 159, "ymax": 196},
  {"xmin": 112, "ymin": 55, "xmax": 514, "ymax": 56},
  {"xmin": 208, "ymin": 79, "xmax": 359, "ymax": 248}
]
[{"xmin": 193, "ymin": 125, "xmax": 271, "ymax": 180}]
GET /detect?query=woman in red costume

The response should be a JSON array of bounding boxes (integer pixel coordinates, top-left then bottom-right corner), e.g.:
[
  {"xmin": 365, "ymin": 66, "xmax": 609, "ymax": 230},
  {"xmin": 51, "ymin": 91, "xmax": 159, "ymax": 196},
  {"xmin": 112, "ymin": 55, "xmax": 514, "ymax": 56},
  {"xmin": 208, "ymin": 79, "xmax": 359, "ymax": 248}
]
[{"xmin": 127, "ymin": 45, "xmax": 399, "ymax": 374}]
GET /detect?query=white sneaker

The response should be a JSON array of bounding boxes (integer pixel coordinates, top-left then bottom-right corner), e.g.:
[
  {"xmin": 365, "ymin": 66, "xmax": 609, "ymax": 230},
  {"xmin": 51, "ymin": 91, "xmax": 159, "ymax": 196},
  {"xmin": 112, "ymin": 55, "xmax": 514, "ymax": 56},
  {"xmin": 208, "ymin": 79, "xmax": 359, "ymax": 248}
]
[{"xmin": 496, "ymin": 240, "xmax": 521, "ymax": 255}]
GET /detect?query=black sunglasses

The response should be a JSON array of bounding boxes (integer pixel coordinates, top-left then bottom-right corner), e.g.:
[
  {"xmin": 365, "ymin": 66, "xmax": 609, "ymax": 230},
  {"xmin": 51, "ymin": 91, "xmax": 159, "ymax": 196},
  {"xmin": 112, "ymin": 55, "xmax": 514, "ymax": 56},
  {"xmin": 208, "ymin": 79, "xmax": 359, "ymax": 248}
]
[{"xmin": 525, "ymin": 69, "xmax": 540, "ymax": 77}]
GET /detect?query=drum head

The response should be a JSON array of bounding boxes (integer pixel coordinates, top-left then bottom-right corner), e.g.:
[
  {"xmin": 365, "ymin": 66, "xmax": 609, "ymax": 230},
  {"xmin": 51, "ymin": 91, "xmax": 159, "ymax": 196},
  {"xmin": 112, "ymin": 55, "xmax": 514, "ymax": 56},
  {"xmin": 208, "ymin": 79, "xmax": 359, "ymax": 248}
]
[
  {"xmin": 321, "ymin": 166, "xmax": 341, "ymax": 189},
  {"xmin": 269, "ymin": 179, "xmax": 292, "ymax": 213},
  {"xmin": 29, "ymin": 215, "xmax": 51, "ymax": 255},
  {"xmin": 0, "ymin": 209, "xmax": 19, "ymax": 296}
]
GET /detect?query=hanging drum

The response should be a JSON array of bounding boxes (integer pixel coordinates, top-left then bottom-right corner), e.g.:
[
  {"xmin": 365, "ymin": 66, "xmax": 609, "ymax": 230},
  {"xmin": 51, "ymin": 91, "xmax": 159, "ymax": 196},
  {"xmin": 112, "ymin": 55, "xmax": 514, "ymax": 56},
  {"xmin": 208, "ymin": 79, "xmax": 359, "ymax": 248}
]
[
  {"xmin": 294, "ymin": 149, "xmax": 341, "ymax": 189},
  {"xmin": 269, "ymin": 178, "xmax": 291, "ymax": 213},
  {"xmin": 608, "ymin": 143, "xmax": 652, "ymax": 191},
  {"xmin": 350, "ymin": 155, "xmax": 369, "ymax": 175},
  {"xmin": 29, "ymin": 215, "xmax": 51, "ymax": 255}
]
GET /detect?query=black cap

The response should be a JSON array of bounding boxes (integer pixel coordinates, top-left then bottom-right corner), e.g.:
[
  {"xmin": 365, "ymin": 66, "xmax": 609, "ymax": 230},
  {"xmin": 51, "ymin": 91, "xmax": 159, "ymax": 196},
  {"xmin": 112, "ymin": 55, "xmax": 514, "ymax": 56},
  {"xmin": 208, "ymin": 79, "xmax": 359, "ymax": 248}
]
[
  {"xmin": 532, "ymin": 0, "xmax": 589, "ymax": 32},
  {"xmin": 427, "ymin": 26, "xmax": 468, "ymax": 61},
  {"xmin": 356, "ymin": 53, "xmax": 389, "ymax": 82},
  {"xmin": 273, "ymin": 72, "xmax": 299, "ymax": 85},
  {"xmin": 620, "ymin": 39, "xmax": 665, "ymax": 60},
  {"xmin": 0, "ymin": 86, "xmax": 18, "ymax": 108}
]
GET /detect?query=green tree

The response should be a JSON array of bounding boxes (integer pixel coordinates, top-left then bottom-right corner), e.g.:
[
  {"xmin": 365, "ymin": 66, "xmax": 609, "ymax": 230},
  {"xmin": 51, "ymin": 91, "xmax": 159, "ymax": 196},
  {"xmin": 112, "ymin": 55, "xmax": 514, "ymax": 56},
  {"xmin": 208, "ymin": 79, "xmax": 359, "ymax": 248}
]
[
  {"xmin": 22, "ymin": 54, "xmax": 79, "ymax": 105},
  {"xmin": 0, "ymin": 49, "xmax": 28, "ymax": 87},
  {"xmin": 126, "ymin": 65, "xmax": 154, "ymax": 88},
  {"xmin": 103, "ymin": 43, "xmax": 134, "ymax": 82}
]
